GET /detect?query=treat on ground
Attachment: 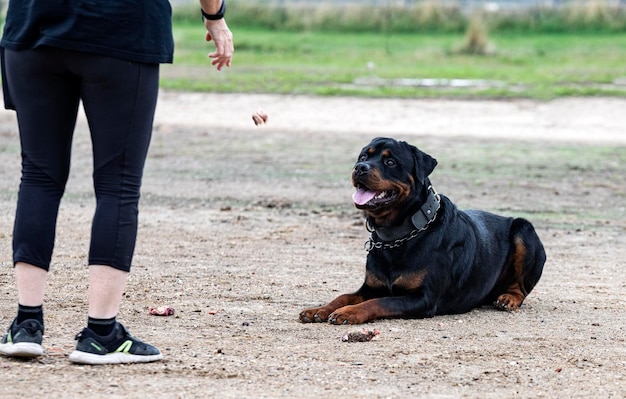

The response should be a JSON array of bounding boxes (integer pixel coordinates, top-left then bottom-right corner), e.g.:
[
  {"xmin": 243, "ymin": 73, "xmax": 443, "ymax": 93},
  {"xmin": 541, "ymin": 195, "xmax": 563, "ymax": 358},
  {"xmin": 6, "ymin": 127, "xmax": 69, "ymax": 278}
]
[
  {"xmin": 341, "ymin": 328, "xmax": 380, "ymax": 342},
  {"xmin": 148, "ymin": 306, "xmax": 175, "ymax": 316}
]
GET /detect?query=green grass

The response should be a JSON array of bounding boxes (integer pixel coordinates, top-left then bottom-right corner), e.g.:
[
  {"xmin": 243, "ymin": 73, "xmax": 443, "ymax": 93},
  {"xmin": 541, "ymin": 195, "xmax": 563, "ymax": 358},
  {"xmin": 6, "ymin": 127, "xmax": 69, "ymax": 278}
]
[
  {"xmin": 174, "ymin": 1, "xmax": 626, "ymax": 34},
  {"xmin": 163, "ymin": 23, "xmax": 626, "ymax": 99}
]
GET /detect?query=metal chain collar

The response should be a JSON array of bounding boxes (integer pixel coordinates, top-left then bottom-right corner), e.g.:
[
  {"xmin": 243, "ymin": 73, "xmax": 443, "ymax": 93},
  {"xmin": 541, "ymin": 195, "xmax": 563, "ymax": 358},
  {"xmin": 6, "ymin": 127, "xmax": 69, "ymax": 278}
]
[
  {"xmin": 363, "ymin": 185, "xmax": 440, "ymax": 252},
  {"xmin": 364, "ymin": 228, "xmax": 423, "ymax": 252}
]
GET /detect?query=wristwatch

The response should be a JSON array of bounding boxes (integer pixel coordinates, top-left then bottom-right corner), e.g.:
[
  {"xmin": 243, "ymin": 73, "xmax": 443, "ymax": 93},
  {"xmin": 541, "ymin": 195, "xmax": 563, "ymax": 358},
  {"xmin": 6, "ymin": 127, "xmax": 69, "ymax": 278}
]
[{"xmin": 201, "ymin": 1, "xmax": 226, "ymax": 21}]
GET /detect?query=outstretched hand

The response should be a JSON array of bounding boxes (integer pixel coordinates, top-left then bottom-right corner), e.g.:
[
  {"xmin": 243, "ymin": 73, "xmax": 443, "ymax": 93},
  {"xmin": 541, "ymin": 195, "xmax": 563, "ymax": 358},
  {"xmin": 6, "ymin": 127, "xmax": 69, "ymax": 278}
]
[{"xmin": 204, "ymin": 19, "xmax": 233, "ymax": 70}]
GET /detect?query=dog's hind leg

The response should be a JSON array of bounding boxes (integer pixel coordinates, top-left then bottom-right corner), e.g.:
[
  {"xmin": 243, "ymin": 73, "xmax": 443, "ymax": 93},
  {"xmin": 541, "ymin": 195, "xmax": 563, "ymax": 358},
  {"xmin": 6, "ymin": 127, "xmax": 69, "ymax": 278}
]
[
  {"xmin": 494, "ymin": 219, "xmax": 546, "ymax": 311},
  {"xmin": 494, "ymin": 235, "xmax": 528, "ymax": 311}
]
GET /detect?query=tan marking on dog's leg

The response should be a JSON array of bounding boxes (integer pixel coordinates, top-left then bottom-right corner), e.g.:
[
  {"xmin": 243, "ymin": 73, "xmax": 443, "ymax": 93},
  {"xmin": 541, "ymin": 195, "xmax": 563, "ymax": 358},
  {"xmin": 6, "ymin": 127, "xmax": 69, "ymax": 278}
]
[
  {"xmin": 495, "ymin": 236, "xmax": 527, "ymax": 311},
  {"xmin": 329, "ymin": 298, "xmax": 400, "ymax": 325},
  {"xmin": 299, "ymin": 293, "xmax": 365, "ymax": 323}
]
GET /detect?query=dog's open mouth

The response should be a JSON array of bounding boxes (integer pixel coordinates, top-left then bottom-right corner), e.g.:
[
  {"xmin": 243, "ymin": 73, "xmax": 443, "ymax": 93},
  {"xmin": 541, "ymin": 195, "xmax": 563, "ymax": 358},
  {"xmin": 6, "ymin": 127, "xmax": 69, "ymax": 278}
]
[{"xmin": 352, "ymin": 185, "xmax": 398, "ymax": 207}]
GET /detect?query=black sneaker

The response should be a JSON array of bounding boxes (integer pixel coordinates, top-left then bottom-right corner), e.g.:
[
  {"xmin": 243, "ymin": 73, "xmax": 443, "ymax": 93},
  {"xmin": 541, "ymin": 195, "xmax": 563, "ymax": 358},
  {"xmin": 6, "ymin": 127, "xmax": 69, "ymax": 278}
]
[
  {"xmin": 68, "ymin": 322, "xmax": 162, "ymax": 365},
  {"xmin": 0, "ymin": 318, "xmax": 44, "ymax": 358}
]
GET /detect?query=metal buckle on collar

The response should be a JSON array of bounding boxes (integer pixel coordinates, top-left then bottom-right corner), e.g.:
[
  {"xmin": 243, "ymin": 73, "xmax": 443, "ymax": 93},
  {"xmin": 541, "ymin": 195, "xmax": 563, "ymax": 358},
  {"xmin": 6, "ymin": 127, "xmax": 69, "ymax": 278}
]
[{"xmin": 429, "ymin": 185, "xmax": 440, "ymax": 204}]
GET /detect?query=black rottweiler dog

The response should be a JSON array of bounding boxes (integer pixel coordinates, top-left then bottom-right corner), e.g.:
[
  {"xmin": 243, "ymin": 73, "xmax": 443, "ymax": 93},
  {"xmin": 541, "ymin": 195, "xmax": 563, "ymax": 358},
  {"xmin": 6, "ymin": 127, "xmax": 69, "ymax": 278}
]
[{"xmin": 300, "ymin": 137, "xmax": 546, "ymax": 325}]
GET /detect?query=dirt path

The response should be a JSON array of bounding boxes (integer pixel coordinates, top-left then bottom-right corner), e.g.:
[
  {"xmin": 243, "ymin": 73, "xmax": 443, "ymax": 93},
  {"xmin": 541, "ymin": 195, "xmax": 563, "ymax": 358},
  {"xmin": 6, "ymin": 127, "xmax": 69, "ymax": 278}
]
[
  {"xmin": 0, "ymin": 93, "xmax": 625, "ymax": 398},
  {"xmin": 154, "ymin": 92, "xmax": 626, "ymax": 144}
]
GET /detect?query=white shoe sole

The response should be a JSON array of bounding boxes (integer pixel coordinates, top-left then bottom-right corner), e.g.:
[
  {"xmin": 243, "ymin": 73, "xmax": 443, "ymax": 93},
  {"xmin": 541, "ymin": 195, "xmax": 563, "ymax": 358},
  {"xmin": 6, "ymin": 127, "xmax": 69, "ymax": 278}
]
[
  {"xmin": 68, "ymin": 350, "xmax": 163, "ymax": 365},
  {"xmin": 0, "ymin": 342, "xmax": 44, "ymax": 357}
]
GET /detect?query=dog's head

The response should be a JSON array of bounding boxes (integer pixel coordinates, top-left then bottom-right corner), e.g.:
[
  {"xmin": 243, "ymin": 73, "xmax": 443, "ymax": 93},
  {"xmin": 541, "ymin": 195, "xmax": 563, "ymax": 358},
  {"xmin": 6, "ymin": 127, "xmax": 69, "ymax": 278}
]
[{"xmin": 351, "ymin": 137, "xmax": 437, "ymax": 227}]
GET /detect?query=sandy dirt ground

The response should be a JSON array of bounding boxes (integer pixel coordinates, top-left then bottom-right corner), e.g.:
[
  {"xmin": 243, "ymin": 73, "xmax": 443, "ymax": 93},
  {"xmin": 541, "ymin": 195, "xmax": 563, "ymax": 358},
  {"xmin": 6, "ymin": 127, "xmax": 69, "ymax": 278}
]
[{"xmin": 0, "ymin": 92, "xmax": 625, "ymax": 398}]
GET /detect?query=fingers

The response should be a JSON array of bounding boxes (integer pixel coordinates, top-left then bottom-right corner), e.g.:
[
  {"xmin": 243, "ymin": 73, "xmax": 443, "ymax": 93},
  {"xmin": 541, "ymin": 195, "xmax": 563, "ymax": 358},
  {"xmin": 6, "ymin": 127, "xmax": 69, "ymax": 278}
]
[
  {"xmin": 209, "ymin": 52, "xmax": 231, "ymax": 71},
  {"xmin": 204, "ymin": 20, "xmax": 233, "ymax": 71}
]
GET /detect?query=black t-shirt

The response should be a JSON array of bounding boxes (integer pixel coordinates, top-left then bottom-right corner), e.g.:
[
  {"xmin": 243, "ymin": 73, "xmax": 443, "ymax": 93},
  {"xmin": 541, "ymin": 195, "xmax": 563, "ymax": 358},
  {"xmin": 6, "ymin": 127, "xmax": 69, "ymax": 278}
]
[{"xmin": 0, "ymin": 0, "xmax": 174, "ymax": 64}]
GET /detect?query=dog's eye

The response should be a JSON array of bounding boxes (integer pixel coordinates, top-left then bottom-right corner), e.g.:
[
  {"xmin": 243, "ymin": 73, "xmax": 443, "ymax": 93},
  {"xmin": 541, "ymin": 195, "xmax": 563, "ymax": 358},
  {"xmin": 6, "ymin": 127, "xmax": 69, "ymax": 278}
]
[
  {"xmin": 358, "ymin": 155, "xmax": 367, "ymax": 162},
  {"xmin": 385, "ymin": 158, "xmax": 396, "ymax": 167}
]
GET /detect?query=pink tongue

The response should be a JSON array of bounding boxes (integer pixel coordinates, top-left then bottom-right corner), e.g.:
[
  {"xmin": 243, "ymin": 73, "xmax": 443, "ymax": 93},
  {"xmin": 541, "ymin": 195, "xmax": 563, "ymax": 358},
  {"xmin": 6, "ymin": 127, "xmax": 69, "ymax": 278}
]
[{"xmin": 352, "ymin": 188, "xmax": 378, "ymax": 205}]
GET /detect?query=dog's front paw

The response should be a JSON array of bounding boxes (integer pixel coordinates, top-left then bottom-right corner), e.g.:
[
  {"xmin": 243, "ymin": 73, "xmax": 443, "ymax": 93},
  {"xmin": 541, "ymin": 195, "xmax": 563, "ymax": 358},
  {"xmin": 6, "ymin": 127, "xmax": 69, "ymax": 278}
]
[
  {"xmin": 299, "ymin": 307, "xmax": 331, "ymax": 323},
  {"xmin": 328, "ymin": 305, "xmax": 369, "ymax": 325}
]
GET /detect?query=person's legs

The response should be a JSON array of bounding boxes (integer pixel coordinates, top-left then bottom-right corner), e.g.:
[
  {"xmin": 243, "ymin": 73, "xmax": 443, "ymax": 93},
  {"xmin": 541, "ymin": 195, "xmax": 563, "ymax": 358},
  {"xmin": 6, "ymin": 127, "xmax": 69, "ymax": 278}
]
[
  {"xmin": 1, "ymin": 48, "xmax": 162, "ymax": 363},
  {"xmin": 0, "ymin": 48, "xmax": 80, "ymax": 358}
]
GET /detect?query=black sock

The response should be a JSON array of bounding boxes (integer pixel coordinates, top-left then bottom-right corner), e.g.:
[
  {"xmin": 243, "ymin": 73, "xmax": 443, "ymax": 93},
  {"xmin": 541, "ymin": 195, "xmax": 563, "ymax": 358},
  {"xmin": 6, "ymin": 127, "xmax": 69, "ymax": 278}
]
[
  {"xmin": 87, "ymin": 317, "xmax": 117, "ymax": 337},
  {"xmin": 17, "ymin": 304, "xmax": 44, "ymax": 325}
]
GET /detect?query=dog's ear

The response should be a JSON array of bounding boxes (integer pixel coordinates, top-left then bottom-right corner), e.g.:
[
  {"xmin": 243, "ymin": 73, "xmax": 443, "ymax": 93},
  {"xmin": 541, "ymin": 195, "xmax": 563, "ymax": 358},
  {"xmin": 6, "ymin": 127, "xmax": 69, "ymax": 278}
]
[{"xmin": 404, "ymin": 142, "xmax": 437, "ymax": 185}]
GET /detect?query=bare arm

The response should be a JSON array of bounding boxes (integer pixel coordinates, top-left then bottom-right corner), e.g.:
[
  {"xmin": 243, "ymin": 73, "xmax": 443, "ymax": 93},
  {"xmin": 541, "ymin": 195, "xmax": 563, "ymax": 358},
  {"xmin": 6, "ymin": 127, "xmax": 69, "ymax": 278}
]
[
  {"xmin": 199, "ymin": 0, "xmax": 233, "ymax": 70},
  {"xmin": 199, "ymin": 0, "xmax": 223, "ymax": 14}
]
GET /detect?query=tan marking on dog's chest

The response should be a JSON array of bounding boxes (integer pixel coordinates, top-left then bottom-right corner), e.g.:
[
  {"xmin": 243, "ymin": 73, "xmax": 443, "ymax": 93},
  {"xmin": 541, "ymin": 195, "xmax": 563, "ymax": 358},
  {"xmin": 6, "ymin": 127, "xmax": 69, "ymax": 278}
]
[
  {"xmin": 392, "ymin": 270, "xmax": 428, "ymax": 291},
  {"xmin": 365, "ymin": 271, "xmax": 387, "ymax": 288},
  {"xmin": 365, "ymin": 269, "xmax": 428, "ymax": 292}
]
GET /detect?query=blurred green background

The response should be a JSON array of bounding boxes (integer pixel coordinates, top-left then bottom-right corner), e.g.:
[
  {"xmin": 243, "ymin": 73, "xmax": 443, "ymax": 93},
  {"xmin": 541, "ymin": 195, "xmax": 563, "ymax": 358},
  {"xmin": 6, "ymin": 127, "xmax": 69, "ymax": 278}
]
[{"xmin": 164, "ymin": 0, "xmax": 626, "ymax": 99}]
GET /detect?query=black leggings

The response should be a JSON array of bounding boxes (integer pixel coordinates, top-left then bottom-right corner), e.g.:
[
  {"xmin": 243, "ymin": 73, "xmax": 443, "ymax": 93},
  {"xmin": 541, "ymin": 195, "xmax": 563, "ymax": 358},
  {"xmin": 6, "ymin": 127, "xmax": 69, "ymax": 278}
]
[{"xmin": 3, "ymin": 48, "xmax": 159, "ymax": 272}]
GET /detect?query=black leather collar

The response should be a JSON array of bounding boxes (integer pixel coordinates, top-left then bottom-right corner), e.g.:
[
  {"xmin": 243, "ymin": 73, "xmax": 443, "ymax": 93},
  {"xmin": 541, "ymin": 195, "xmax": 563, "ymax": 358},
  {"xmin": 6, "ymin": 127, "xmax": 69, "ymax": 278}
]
[{"xmin": 367, "ymin": 185, "xmax": 440, "ymax": 247}]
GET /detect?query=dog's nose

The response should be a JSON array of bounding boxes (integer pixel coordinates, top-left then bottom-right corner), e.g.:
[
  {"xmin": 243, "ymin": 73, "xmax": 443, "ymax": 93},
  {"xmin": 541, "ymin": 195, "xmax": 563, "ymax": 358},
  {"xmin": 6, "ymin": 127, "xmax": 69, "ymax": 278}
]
[{"xmin": 354, "ymin": 162, "xmax": 370, "ymax": 175}]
